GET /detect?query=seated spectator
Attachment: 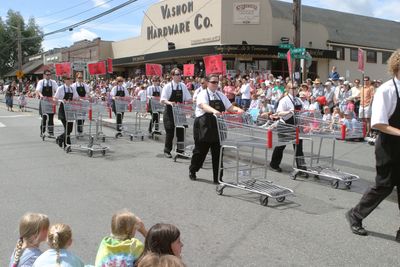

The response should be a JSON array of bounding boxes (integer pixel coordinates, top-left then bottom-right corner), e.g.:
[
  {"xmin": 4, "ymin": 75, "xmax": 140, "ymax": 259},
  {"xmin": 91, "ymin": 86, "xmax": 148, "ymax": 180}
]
[
  {"xmin": 95, "ymin": 209, "xmax": 147, "ymax": 267},
  {"xmin": 138, "ymin": 253, "xmax": 186, "ymax": 267},
  {"xmin": 322, "ymin": 106, "xmax": 332, "ymax": 121},
  {"xmin": 9, "ymin": 213, "xmax": 49, "ymax": 267},
  {"xmin": 249, "ymin": 94, "xmax": 260, "ymax": 109},
  {"xmin": 32, "ymin": 223, "xmax": 84, "ymax": 267},
  {"xmin": 136, "ymin": 223, "xmax": 183, "ymax": 266},
  {"xmin": 343, "ymin": 110, "xmax": 358, "ymax": 132}
]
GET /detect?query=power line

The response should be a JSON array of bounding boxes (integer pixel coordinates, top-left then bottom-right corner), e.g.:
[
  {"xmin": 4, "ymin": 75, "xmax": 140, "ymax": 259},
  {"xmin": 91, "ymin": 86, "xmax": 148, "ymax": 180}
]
[
  {"xmin": 44, "ymin": 0, "xmax": 138, "ymax": 36},
  {"xmin": 41, "ymin": 0, "xmax": 115, "ymax": 28},
  {"xmin": 35, "ymin": 0, "xmax": 93, "ymax": 19}
]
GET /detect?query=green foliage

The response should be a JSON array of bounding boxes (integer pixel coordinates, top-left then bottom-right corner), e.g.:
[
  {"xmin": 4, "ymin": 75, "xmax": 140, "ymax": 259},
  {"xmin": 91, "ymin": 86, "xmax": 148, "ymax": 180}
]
[{"xmin": 0, "ymin": 10, "xmax": 43, "ymax": 78}]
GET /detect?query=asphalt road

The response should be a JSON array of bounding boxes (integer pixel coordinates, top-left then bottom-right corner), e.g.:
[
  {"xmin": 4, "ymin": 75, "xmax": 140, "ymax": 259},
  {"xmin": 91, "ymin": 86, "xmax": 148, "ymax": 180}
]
[{"xmin": 0, "ymin": 99, "xmax": 399, "ymax": 267}]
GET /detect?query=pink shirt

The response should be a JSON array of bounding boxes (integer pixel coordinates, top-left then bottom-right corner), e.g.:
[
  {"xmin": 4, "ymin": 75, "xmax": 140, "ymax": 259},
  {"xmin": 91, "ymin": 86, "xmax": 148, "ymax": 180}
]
[{"xmin": 223, "ymin": 85, "xmax": 236, "ymax": 100}]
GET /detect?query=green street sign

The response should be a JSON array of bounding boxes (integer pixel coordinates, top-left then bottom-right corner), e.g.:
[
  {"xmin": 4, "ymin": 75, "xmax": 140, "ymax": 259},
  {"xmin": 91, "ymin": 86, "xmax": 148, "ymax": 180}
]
[
  {"xmin": 279, "ymin": 43, "xmax": 294, "ymax": 49},
  {"xmin": 277, "ymin": 52, "xmax": 287, "ymax": 59},
  {"xmin": 293, "ymin": 54, "xmax": 307, "ymax": 59},
  {"xmin": 291, "ymin": 47, "xmax": 306, "ymax": 54}
]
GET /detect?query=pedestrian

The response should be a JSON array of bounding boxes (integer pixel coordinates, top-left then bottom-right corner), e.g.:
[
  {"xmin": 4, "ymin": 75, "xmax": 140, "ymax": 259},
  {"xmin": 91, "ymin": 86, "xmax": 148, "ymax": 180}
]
[
  {"xmin": 269, "ymin": 82, "xmax": 306, "ymax": 172},
  {"xmin": 147, "ymin": 76, "xmax": 162, "ymax": 135},
  {"xmin": 160, "ymin": 68, "xmax": 192, "ymax": 158},
  {"xmin": 189, "ymin": 74, "xmax": 244, "ymax": 184},
  {"xmin": 8, "ymin": 213, "xmax": 49, "ymax": 267},
  {"xmin": 18, "ymin": 91, "xmax": 27, "ymax": 112},
  {"xmin": 5, "ymin": 81, "xmax": 16, "ymax": 112},
  {"xmin": 110, "ymin": 76, "xmax": 130, "ymax": 137},
  {"xmin": 359, "ymin": 76, "xmax": 375, "ymax": 136},
  {"xmin": 345, "ymin": 49, "xmax": 400, "ymax": 242},
  {"xmin": 36, "ymin": 70, "xmax": 58, "ymax": 137},
  {"xmin": 71, "ymin": 72, "xmax": 90, "ymax": 134},
  {"xmin": 136, "ymin": 223, "xmax": 183, "ymax": 266},
  {"xmin": 138, "ymin": 253, "xmax": 186, "ymax": 267},
  {"xmin": 54, "ymin": 76, "xmax": 79, "ymax": 148},
  {"xmin": 32, "ymin": 223, "xmax": 84, "ymax": 267},
  {"xmin": 95, "ymin": 209, "xmax": 147, "ymax": 267}
]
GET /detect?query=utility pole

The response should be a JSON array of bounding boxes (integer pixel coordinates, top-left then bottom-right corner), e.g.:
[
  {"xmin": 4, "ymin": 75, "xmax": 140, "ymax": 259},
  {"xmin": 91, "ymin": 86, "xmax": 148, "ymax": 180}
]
[
  {"xmin": 293, "ymin": 0, "xmax": 302, "ymax": 82},
  {"xmin": 17, "ymin": 25, "xmax": 22, "ymax": 74}
]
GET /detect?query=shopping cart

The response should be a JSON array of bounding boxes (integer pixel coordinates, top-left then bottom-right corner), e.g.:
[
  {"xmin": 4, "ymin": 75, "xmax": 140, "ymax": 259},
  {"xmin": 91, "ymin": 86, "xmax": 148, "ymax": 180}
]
[
  {"xmin": 85, "ymin": 99, "xmax": 110, "ymax": 157},
  {"xmin": 171, "ymin": 103, "xmax": 195, "ymax": 161},
  {"xmin": 40, "ymin": 97, "xmax": 60, "ymax": 141},
  {"xmin": 128, "ymin": 98, "xmax": 148, "ymax": 141},
  {"xmin": 63, "ymin": 100, "xmax": 97, "ymax": 156},
  {"xmin": 113, "ymin": 96, "xmax": 133, "ymax": 139},
  {"xmin": 291, "ymin": 111, "xmax": 360, "ymax": 189},
  {"xmin": 215, "ymin": 113, "xmax": 295, "ymax": 206},
  {"xmin": 149, "ymin": 97, "xmax": 164, "ymax": 139}
]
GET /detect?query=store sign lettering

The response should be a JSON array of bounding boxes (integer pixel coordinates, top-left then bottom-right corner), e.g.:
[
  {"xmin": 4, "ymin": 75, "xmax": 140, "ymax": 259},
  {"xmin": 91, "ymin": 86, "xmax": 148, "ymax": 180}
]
[{"xmin": 147, "ymin": 1, "xmax": 213, "ymax": 40}]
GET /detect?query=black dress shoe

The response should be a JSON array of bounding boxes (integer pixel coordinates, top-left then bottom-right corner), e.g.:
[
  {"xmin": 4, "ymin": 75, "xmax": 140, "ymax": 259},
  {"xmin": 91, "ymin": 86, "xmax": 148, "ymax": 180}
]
[
  {"xmin": 189, "ymin": 172, "xmax": 196, "ymax": 180},
  {"xmin": 345, "ymin": 210, "xmax": 368, "ymax": 236},
  {"xmin": 269, "ymin": 166, "xmax": 282, "ymax": 173},
  {"xmin": 164, "ymin": 152, "xmax": 172, "ymax": 158},
  {"xmin": 177, "ymin": 154, "xmax": 190, "ymax": 159},
  {"xmin": 396, "ymin": 229, "xmax": 400, "ymax": 242}
]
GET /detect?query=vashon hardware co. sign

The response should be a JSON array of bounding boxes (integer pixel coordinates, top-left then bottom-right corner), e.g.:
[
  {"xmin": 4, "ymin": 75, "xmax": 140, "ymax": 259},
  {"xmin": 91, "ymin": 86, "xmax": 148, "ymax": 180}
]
[{"xmin": 147, "ymin": 1, "xmax": 214, "ymax": 40}]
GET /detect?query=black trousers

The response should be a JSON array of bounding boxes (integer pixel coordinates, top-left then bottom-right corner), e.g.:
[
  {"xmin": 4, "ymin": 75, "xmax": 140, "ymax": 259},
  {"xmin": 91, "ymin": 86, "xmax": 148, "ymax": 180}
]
[
  {"xmin": 41, "ymin": 114, "xmax": 54, "ymax": 134},
  {"xmin": 77, "ymin": 120, "xmax": 85, "ymax": 133},
  {"xmin": 352, "ymin": 164, "xmax": 400, "ymax": 220},
  {"xmin": 164, "ymin": 127, "xmax": 185, "ymax": 154},
  {"xmin": 59, "ymin": 119, "xmax": 73, "ymax": 145},
  {"xmin": 189, "ymin": 141, "xmax": 223, "ymax": 183},
  {"xmin": 115, "ymin": 112, "xmax": 124, "ymax": 132},
  {"xmin": 148, "ymin": 111, "xmax": 160, "ymax": 133},
  {"xmin": 270, "ymin": 139, "xmax": 305, "ymax": 168}
]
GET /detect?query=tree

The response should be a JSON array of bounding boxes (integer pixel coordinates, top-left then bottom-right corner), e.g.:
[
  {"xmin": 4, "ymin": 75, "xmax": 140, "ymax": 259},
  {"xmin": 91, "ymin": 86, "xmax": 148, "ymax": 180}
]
[{"xmin": 0, "ymin": 10, "xmax": 43, "ymax": 78}]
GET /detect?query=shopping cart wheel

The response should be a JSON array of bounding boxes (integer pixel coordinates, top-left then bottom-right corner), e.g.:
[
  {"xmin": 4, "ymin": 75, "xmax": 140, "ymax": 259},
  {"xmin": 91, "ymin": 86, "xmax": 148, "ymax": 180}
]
[
  {"xmin": 102, "ymin": 137, "xmax": 106, "ymax": 142},
  {"xmin": 290, "ymin": 171, "xmax": 297, "ymax": 180},
  {"xmin": 141, "ymin": 136, "xmax": 144, "ymax": 141},
  {"xmin": 173, "ymin": 155, "xmax": 177, "ymax": 162},
  {"xmin": 87, "ymin": 150, "xmax": 93, "ymax": 157},
  {"xmin": 102, "ymin": 149, "xmax": 106, "ymax": 156},
  {"xmin": 260, "ymin": 195, "xmax": 269, "ymax": 206},
  {"xmin": 65, "ymin": 146, "xmax": 72, "ymax": 153},
  {"xmin": 42, "ymin": 135, "xmax": 45, "ymax": 141},
  {"xmin": 344, "ymin": 181, "xmax": 352, "ymax": 189},
  {"xmin": 216, "ymin": 185, "xmax": 224, "ymax": 195},
  {"xmin": 276, "ymin": 196, "xmax": 285, "ymax": 202},
  {"xmin": 331, "ymin": 180, "xmax": 339, "ymax": 189},
  {"xmin": 130, "ymin": 135, "xmax": 133, "ymax": 141},
  {"xmin": 115, "ymin": 133, "xmax": 122, "ymax": 138}
]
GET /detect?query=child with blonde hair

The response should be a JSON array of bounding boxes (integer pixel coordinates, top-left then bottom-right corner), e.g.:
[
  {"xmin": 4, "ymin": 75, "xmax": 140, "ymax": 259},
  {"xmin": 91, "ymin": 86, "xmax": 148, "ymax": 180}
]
[
  {"xmin": 95, "ymin": 209, "xmax": 148, "ymax": 267},
  {"xmin": 9, "ymin": 213, "xmax": 49, "ymax": 267},
  {"xmin": 138, "ymin": 253, "xmax": 186, "ymax": 267},
  {"xmin": 32, "ymin": 223, "xmax": 84, "ymax": 267}
]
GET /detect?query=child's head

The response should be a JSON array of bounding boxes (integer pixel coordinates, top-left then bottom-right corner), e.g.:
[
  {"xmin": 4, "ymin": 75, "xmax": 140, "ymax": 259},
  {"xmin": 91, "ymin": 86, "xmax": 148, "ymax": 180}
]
[
  {"xmin": 138, "ymin": 253, "xmax": 186, "ymax": 267},
  {"xmin": 48, "ymin": 223, "xmax": 72, "ymax": 265},
  {"xmin": 111, "ymin": 209, "xmax": 140, "ymax": 240},
  {"xmin": 333, "ymin": 107, "xmax": 340, "ymax": 114},
  {"xmin": 323, "ymin": 106, "xmax": 331, "ymax": 114},
  {"xmin": 143, "ymin": 223, "xmax": 182, "ymax": 258},
  {"xmin": 12, "ymin": 213, "xmax": 49, "ymax": 266}
]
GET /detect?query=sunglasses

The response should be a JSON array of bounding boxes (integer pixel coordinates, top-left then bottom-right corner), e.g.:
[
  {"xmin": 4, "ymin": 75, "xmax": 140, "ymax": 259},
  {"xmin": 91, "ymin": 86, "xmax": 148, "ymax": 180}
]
[
  {"xmin": 209, "ymin": 81, "xmax": 218, "ymax": 84},
  {"xmin": 45, "ymin": 73, "xmax": 51, "ymax": 75},
  {"xmin": 174, "ymin": 73, "xmax": 181, "ymax": 76}
]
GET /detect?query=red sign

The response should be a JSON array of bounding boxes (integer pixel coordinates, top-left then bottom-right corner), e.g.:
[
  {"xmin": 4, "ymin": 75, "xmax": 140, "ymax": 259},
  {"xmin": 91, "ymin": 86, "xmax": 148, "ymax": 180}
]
[
  {"xmin": 88, "ymin": 61, "xmax": 106, "ymax": 75},
  {"xmin": 183, "ymin": 64, "xmax": 194, "ymax": 76},
  {"xmin": 203, "ymin": 54, "xmax": 223, "ymax": 75},
  {"xmin": 287, "ymin": 50, "xmax": 293, "ymax": 79},
  {"xmin": 55, "ymin": 62, "xmax": 71, "ymax": 77},
  {"xmin": 145, "ymin": 64, "xmax": 162, "ymax": 76},
  {"xmin": 358, "ymin": 48, "xmax": 364, "ymax": 72},
  {"xmin": 107, "ymin": 58, "xmax": 113, "ymax": 74}
]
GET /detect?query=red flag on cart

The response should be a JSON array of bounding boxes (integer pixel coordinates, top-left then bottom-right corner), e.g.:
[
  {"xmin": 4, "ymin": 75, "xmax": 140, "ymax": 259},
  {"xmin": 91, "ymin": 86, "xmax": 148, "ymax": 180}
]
[
  {"xmin": 358, "ymin": 48, "xmax": 364, "ymax": 73},
  {"xmin": 203, "ymin": 54, "xmax": 223, "ymax": 75},
  {"xmin": 88, "ymin": 61, "xmax": 106, "ymax": 75},
  {"xmin": 183, "ymin": 64, "xmax": 194, "ymax": 77},
  {"xmin": 55, "ymin": 62, "xmax": 71, "ymax": 77},
  {"xmin": 287, "ymin": 50, "xmax": 293, "ymax": 79},
  {"xmin": 107, "ymin": 58, "xmax": 113, "ymax": 74},
  {"xmin": 145, "ymin": 64, "xmax": 162, "ymax": 76}
]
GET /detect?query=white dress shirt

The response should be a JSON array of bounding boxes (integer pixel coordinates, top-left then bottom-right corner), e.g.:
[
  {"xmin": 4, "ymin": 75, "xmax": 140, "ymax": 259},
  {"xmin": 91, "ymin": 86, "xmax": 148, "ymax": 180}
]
[
  {"xmin": 160, "ymin": 81, "xmax": 192, "ymax": 102},
  {"xmin": 371, "ymin": 77, "xmax": 400, "ymax": 128},
  {"xmin": 71, "ymin": 82, "xmax": 90, "ymax": 97},
  {"xmin": 195, "ymin": 88, "xmax": 232, "ymax": 117},
  {"xmin": 35, "ymin": 79, "xmax": 58, "ymax": 95},
  {"xmin": 54, "ymin": 85, "xmax": 79, "ymax": 100},
  {"xmin": 110, "ymin": 85, "xmax": 129, "ymax": 97}
]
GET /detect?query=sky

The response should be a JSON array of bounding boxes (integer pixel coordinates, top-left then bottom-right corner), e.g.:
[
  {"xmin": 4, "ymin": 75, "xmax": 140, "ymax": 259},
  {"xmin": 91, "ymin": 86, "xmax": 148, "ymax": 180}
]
[{"xmin": 0, "ymin": 0, "xmax": 399, "ymax": 51}]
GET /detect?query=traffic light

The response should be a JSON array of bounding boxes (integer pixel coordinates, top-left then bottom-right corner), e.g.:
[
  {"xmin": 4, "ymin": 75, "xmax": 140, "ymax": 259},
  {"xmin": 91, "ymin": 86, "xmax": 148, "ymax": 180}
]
[{"xmin": 168, "ymin": 42, "xmax": 175, "ymax": 50}]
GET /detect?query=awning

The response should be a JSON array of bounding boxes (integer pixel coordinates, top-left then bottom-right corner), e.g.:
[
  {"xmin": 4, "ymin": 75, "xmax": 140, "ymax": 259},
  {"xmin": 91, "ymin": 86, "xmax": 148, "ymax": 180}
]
[{"xmin": 4, "ymin": 60, "xmax": 43, "ymax": 77}]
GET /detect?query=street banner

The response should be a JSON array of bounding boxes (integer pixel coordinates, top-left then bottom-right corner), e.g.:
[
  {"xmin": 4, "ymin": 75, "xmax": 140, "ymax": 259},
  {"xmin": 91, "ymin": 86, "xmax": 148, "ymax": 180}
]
[
  {"xmin": 55, "ymin": 62, "xmax": 71, "ymax": 77},
  {"xmin": 145, "ymin": 64, "xmax": 163, "ymax": 76},
  {"xmin": 358, "ymin": 48, "xmax": 365, "ymax": 72},
  {"xmin": 107, "ymin": 58, "xmax": 113, "ymax": 74},
  {"xmin": 203, "ymin": 54, "xmax": 223, "ymax": 75},
  {"xmin": 287, "ymin": 50, "xmax": 293, "ymax": 79},
  {"xmin": 183, "ymin": 64, "xmax": 195, "ymax": 77},
  {"xmin": 88, "ymin": 61, "xmax": 106, "ymax": 75}
]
